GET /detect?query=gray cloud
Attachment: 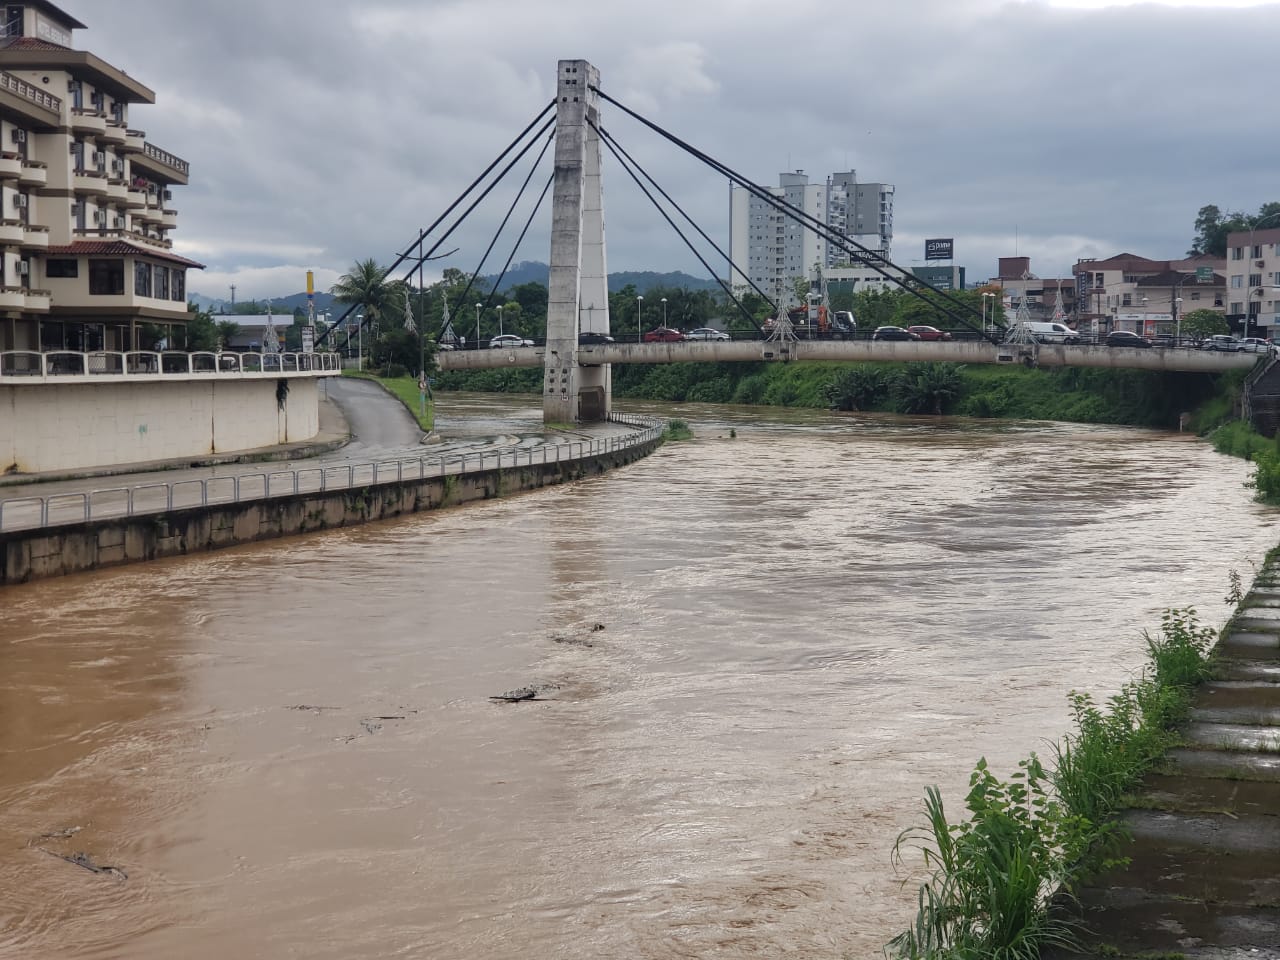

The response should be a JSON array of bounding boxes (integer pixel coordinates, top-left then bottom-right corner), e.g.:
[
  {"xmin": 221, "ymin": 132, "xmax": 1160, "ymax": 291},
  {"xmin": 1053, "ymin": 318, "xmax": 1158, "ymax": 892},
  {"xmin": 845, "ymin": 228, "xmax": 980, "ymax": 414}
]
[{"xmin": 79, "ymin": 0, "xmax": 1280, "ymax": 299}]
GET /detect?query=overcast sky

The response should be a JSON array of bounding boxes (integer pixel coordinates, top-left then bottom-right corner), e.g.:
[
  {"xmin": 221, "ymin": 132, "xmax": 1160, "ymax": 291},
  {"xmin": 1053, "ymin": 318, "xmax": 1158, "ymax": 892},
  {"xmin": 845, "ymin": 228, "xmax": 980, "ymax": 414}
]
[{"xmin": 80, "ymin": 0, "xmax": 1280, "ymax": 301}]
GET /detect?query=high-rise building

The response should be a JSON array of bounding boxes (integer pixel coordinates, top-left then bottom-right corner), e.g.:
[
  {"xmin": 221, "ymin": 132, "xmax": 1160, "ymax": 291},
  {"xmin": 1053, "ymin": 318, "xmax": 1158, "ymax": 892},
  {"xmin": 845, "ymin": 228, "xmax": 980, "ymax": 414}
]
[
  {"xmin": 728, "ymin": 169, "xmax": 893, "ymax": 296},
  {"xmin": 0, "ymin": 1, "xmax": 200, "ymax": 358}
]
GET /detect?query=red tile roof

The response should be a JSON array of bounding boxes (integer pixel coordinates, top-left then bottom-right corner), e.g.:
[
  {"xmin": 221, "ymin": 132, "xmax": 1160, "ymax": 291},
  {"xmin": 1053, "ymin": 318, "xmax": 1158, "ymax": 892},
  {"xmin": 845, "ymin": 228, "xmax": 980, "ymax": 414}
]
[
  {"xmin": 0, "ymin": 36, "xmax": 70, "ymax": 51},
  {"xmin": 46, "ymin": 240, "xmax": 205, "ymax": 268}
]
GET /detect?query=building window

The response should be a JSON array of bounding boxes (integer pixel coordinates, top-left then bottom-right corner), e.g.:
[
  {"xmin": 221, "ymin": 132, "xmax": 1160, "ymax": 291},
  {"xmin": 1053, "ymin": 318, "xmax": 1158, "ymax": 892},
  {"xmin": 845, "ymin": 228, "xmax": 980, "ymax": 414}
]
[
  {"xmin": 155, "ymin": 265, "xmax": 169, "ymax": 300},
  {"xmin": 172, "ymin": 269, "xmax": 185, "ymax": 302},
  {"xmin": 1250, "ymin": 273, "xmax": 1262, "ymax": 288},
  {"xmin": 134, "ymin": 260, "xmax": 152, "ymax": 297},
  {"xmin": 1231, "ymin": 301, "xmax": 1243, "ymax": 314},
  {"xmin": 46, "ymin": 259, "xmax": 78, "ymax": 278},
  {"xmin": 1122, "ymin": 294, "xmax": 1132, "ymax": 306},
  {"xmin": 1252, "ymin": 245, "xmax": 1262, "ymax": 259},
  {"xmin": 1232, "ymin": 275, "xmax": 1244, "ymax": 288},
  {"xmin": 88, "ymin": 259, "xmax": 124, "ymax": 295},
  {"xmin": 1232, "ymin": 247, "xmax": 1243, "ymax": 260},
  {"xmin": 1190, "ymin": 291, "xmax": 1201, "ymax": 301}
]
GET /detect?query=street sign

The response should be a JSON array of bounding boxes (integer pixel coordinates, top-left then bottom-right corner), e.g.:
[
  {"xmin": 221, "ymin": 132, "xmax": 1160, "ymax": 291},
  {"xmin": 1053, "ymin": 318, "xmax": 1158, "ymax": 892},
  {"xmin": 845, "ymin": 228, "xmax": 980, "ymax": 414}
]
[
  {"xmin": 1196, "ymin": 266, "xmax": 1213, "ymax": 283},
  {"xmin": 301, "ymin": 326, "xmax": 315, "ymax": 354}
]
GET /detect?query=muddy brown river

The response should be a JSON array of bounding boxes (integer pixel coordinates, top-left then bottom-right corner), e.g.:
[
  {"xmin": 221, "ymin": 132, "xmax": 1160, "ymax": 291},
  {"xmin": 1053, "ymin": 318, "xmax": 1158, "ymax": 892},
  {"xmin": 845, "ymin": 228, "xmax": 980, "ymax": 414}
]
[{"xmin": 2, "ymin": 397, "xmax": 1277, "ymax": 959}]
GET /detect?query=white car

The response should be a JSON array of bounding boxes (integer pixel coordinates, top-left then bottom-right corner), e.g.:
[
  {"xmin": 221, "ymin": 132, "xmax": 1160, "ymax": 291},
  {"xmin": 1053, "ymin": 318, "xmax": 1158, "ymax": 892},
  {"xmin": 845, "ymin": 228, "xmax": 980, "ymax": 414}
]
[
  {"xmin": 1239, "ymin": 337, "xmax": 1274, "ymax": 354},
  {"xmin": 489, "ymin": 334, "xmax": 534, "ymax": 349},
  {"xmin": 685, "ymin": 327, "xmax": 730, "ymax": 341}
]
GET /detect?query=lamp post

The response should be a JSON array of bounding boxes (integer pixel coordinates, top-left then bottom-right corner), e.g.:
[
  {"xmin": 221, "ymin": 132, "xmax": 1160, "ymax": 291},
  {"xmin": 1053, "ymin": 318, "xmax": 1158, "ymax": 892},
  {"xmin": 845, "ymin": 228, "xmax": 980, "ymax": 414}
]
[
  {"xmin": 1174, "ymin": 297, "xmax": 1183, "ymax": 345},
  {"xmin": 356, "ymin": 312, "xmax": 363, "ymax": 371},
  {"xmin": 496, "ymin": 303, "xmax": 505, "ymax": 338},
  {"xmin": 1245, "ymin": 213, "xmax": 1280, "ymax": 339},
  {"xmin": 661, "ymin": 297, "xmax": 668, "ymax": 329},
  {"xmin": 474, "ymin": 302, "xmax": 481, "ymax": 348},
  {"xmin": 636, "ymin": 294, "xmax": 643, "ymax": 342}
]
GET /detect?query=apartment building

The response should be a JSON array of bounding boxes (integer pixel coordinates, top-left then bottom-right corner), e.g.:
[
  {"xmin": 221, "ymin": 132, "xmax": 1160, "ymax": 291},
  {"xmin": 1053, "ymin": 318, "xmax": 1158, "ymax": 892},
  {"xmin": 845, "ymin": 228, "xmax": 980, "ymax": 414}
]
[
  {"xmin": 1071, "ymin": 253, "xmax": 1225, "ymax": 334},
  {"xmin": 728, "ymin": 169, "xmax": 894, "ymax": 295},
  {"xmin": 0, "ymin": 1, "xmax": 200, "ymax": 358},
  {"xmin": 992, "ymin": 257, "xmax": 1078, "ymax": 322},
  {"xmin": 1224, "ymin": 226, "xmax": 1280, "ymax": 338}
]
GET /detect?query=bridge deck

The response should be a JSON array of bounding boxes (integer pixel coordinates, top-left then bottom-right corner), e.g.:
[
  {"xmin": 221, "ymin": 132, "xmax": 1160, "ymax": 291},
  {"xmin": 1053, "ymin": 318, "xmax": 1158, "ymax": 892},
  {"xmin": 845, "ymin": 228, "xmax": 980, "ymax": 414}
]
[{"xmin": 438, "ymin": 340, "xmax": 1260, "ymax": 374}]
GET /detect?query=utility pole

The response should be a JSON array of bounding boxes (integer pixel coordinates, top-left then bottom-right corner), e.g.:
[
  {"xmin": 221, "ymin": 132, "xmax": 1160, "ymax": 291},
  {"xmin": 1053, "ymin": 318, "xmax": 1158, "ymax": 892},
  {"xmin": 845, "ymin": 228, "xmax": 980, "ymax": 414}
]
[{"xmin": 229, "ymin": 283, "xmax": 236, "ymax": 308}]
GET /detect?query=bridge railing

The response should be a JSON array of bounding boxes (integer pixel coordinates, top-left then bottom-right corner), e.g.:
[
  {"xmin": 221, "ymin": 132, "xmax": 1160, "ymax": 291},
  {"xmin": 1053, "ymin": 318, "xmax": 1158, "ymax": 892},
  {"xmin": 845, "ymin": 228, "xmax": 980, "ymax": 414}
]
[
  {"xmin": 0, "ymin": 350, "xmax": 343, "ymax": 380},
  {"xmin": 0, "ymin": 413, "xmax": 664, "ymax": 533}
]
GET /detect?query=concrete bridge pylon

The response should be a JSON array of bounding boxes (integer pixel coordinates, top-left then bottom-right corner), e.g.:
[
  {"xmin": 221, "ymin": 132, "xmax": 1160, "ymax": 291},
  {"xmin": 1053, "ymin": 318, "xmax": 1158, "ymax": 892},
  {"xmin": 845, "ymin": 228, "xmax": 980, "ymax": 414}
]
[{"xmin": 544, "ymin": 59, "xmax": 611, "ymax": 423}]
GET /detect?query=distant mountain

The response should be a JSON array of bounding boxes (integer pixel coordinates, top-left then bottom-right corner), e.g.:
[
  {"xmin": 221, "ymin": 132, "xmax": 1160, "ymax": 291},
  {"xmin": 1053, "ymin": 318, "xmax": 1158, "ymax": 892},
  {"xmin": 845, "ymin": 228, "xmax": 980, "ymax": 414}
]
[
  {"xmin": 485, "ymin": 261, "xmax": 721, "ymax": 294},
  {"xmin": 191, "ymin": 291, "xmax": 338, "ymax": 315}
]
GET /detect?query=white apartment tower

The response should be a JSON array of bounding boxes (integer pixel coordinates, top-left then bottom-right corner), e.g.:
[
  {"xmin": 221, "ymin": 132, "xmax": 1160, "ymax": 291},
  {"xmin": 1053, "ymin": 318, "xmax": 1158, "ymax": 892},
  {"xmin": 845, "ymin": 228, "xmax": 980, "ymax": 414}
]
[
  {"xmin": 729, "ymin": 169, "xmax": 894, "ymax": 295},
  {"xmin": 0, "ymin": 1, "xmax": 200, "ymax": 357}
]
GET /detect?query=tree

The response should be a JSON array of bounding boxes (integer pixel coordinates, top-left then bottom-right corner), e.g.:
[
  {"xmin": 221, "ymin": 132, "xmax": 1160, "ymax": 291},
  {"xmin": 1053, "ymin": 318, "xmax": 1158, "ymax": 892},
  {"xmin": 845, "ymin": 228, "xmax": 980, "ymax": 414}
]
[
  {"xmin": 184, "ymin": 303, "xmax": 219, "ymax": 351},
  {"xmin": 1188, "ymin": 203, "xmax": 1280, "ymax": 257},
  {"xmin": 215, "ymin": 319, "xmax": 241, "ymax": 349},
  {"xmin": 1180, "ymin": 308, "xmax": 1228, "ymax": 339},
  {"xmin": 824, "ymin": 366, "xmax": 891, "ymax": 411},
  {"xmin": 894, "ymin": 362, "xmax": 965, "ymax": 415},
  {"xmin": 330, "ymin": 258, "xmax": 406, "ymax": 335}
]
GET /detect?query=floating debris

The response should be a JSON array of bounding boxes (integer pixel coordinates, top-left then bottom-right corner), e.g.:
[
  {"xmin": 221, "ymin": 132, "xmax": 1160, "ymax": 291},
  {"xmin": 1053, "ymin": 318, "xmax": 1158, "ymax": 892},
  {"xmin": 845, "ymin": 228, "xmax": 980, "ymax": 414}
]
[
  {"xmin": 39, "ymin": 848, "xmax": 127, "ymax": 881},
  {"xmin": 489, "ymin": 683, "xmax": 559, "ymax": 703}
]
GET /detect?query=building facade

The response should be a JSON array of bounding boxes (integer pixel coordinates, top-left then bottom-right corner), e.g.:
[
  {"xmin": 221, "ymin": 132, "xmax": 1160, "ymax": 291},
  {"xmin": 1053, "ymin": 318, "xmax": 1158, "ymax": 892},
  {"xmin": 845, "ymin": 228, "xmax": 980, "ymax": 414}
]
[
  {"xmin": 0, "ymin": 1, "xmax": 199, "ymax": 360},
  {"xmin": 729, "ymin": 169, "xmax": 894, "ymax": 297},
  {"xmin": 1224, "ymin": 226, "xmax": 1280, "ymax": 338}
]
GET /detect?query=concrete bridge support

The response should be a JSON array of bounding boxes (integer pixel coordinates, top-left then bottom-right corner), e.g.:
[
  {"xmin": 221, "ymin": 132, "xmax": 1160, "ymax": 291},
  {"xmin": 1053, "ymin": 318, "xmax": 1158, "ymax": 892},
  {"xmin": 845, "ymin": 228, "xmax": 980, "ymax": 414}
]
[{"xmin": 544, "ymin": 59, "xmax": 611, "ymax": 423}]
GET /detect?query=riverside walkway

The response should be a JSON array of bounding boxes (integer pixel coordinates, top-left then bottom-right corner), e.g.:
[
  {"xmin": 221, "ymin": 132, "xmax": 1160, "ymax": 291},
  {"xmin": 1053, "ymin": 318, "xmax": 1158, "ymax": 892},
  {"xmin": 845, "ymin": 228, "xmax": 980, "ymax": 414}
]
[{"xmin": 1051, "ymin": 560, "xmax": 1280, "ymax": 957}]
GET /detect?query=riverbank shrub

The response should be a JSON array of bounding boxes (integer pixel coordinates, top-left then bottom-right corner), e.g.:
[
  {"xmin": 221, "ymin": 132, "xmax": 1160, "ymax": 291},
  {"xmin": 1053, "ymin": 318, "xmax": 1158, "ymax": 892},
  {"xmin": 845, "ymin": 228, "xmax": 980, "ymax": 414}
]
[{"xmin": 888, "ymin": 607, "xmax": 1217, "ymax": 960}]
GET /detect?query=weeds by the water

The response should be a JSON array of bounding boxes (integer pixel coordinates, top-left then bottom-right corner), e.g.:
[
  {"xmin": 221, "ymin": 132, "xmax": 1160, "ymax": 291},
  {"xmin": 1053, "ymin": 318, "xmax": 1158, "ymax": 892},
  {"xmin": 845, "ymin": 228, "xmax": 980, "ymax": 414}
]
[{"xmin": 887, "ymin": 608, "xmax": 1217, "ymax": 959}]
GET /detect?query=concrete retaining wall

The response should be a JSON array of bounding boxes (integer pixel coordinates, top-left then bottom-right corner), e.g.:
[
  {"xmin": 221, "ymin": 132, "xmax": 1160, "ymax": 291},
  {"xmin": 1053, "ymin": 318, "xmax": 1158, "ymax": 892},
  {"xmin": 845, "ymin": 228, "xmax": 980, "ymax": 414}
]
[
  {"xmin": 0, "ymin": 379, "xmax": 320, "ymax": 473},
  {"xmin": 1, "ymin": 438, "xmax": 661, "ymax": 586}
]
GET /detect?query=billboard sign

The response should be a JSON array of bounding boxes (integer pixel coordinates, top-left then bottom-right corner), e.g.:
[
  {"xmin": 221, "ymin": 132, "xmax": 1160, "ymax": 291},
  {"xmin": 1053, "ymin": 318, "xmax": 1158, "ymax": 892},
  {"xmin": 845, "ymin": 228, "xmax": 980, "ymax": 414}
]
[
  {"xmin": 924, "ymin": 238, "xmax": 954, "ymax": 261},
  {"xmin": 1195, "ymin": 266, "xmax": 1213, "ymax": 283}
]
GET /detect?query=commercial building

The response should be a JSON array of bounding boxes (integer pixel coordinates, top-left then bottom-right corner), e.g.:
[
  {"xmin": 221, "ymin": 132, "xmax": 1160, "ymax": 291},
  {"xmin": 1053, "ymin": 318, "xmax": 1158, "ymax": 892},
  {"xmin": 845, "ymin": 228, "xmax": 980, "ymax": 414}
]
[
  {"xmin": 728, "ymin": 169, "xmax": 893, "ymax": 296},
  {"xmin": 992, "ymin": 257, "xmax": 1078, "ymax": 323},
  {"xmin": 0, "ymin": 1, "xmax": 200, "ymax": 360},
  {"xmin": 1070, "ymin": 253, "xmax": 1225, "ymax": 335}
]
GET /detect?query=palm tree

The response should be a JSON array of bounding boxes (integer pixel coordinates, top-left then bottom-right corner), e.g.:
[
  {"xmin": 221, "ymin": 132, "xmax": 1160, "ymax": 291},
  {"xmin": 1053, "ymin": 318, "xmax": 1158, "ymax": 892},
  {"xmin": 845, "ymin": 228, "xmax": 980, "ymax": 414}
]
[
  {"xmin": 330, "ymin": 258, "xmax": 405, "ymax": 339},
  {"xmin": 895, "ymin": 362, "xmax": 965, "ymax": 415}
]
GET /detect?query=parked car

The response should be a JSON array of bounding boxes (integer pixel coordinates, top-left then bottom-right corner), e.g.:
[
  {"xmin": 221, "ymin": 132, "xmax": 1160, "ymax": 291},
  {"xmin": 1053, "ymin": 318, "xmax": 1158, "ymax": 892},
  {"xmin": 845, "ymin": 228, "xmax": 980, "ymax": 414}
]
[
  {"xmin": 906, "ymin": 325, "xmax": 953, "ymax": 341},
  {"xmin": 643, "ymin": 327, "xmax": 685, "ymax": 343},
  {"xmin": 489, "ymin": 334, "xmax": 534, "ymax": 348},
  {"xmin": 1105, "ymin": 331, "xmax": 1152, "ymax": 349},
  {"xmin": 1201, "ymin": 334, "xmax": 1242, "ymax": 352},
  {"xmin": 685, "ymin": 327, "xmax": 730, "ymax": 341},
  {"xmin": 872, "ymin": 326, "xmax": 920, "ymax": 341},
  {"xmin": 1239, "ymin": 337, "xmax": 1273, "ymax": 354},
  {"xmin": 577, "ymin": 331, "xmax": 615, "ymax": 345}
]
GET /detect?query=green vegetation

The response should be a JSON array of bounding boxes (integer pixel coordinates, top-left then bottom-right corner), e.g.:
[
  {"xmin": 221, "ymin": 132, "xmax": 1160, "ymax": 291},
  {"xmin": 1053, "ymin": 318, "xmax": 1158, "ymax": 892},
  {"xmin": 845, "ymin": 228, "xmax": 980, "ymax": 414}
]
[
  {"xmin": 662, "ymin": 418, "xmax": 693, "ymax": 441},
  {"xmin": 344, "ymin": 370, "xmax": 434, "ymax": 432},
  {"xmin": 1189, "ymin": 202, "xmax": 1280, "ymax": 257},
  {"xmin": 888, "ymin": 608, "xmax": 1218, "ymax": 959}
]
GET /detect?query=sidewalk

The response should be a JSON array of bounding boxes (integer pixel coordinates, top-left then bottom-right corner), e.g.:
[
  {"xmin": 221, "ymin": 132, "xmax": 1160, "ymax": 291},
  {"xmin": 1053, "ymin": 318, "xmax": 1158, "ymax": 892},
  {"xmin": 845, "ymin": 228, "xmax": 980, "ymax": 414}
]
[{"xmin": 0, "ymin": 394, "xmax": 351, "ymax": 490}]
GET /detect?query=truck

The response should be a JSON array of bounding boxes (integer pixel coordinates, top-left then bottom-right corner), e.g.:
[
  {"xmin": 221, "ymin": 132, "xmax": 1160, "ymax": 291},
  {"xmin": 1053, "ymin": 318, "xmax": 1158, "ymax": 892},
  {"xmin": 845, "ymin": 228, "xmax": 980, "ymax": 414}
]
[{"xmin": 762, "ymin": 271, "xmax": 857, "ymax": 339}]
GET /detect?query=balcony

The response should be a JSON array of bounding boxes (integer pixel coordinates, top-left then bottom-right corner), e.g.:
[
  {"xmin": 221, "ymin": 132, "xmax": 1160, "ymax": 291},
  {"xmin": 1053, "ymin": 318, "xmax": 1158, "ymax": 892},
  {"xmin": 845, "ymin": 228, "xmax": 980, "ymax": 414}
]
[
  {"xmin": 72, "ymin": 170, "xmax": 109, "ymax": 195},
  {"xmin": 0, "ymin": 286, "xmax": 24, "ymax": 309},
  {"xmin": 125, "ymin": 186, "xmax": 146, "ymax": 208},
  {"xmin": 20, "ymin": 224, "xmax": 48, "ymax": 249},
  {"xmin": 0, "ymin": 152, "xmax": 20, "ymax": 179},
  {"xmin": 70, "ymin": 107, "xmax": 107, "ymax": 136},
  {"xmin": 100, "ymin": 120, "xmax": 127, "ymax": 145},
  {"xmin": 106, "ymin": 178, "xmax": 128, "ymax": 202},
  {"xmin": 122, "ymin": 128, "xmax": 145, "ymax": 153},
  {"xmin": 24, "ymin": 288, "xmax": 50, "ymax": 312},
  {"xmin": 135, "ymin": 204, "xmax": 161, "ymax": 225},
  {"xmin": 138, "ymin": 141, "xmax": 189, "ymax": 184},
  {"xmin": 0, "ymin": 70, "xmax": 61, "ymax": 121},
  {"xmin": 161, "ymin": 208, "xmax": 178, "ymax": 229},
  {"xmin": 0, "ymin": 219, "xmax": 23, "ymax": 244},
  {"xmin": 18, "ymin": 160, "xmax": 46, "ymax": 187}
]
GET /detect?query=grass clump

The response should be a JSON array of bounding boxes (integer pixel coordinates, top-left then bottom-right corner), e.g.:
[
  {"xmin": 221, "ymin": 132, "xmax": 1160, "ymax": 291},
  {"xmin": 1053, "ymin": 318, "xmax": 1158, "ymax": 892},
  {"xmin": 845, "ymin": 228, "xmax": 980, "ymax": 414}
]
[
  {"xmin": 662, "ymin": 418, "xmax": 693, "ymax": 441},
  {"xmin": 887, "ymin": 608, "xmax": 1217, "ymax": 959}
]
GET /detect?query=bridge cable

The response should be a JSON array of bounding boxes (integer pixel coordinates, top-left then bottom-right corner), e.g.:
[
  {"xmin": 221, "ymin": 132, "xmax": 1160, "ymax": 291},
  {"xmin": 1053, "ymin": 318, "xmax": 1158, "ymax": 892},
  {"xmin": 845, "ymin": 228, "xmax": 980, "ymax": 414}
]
[
  {"xmin": 319, "ymin": 99, "xmax": 556, "ymax": 350},
  {"xmin": 590, "ymin": 86, "xmax": 997, "ymax": 341},
  {"xmin": 444, "ymin": 129, "xmax": 555, "ymax": 334},
  {"xmin": 594, "ymin": 121, "xmax": 770, "ymax": 331},
  {"xmin": 593, "ymin": 121, "xmax": 764, "ymax": 332}
]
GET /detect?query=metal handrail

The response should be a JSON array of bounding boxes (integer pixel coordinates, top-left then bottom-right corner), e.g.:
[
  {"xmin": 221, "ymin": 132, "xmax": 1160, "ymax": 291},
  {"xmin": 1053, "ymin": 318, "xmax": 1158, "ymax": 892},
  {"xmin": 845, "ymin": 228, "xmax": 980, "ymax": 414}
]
[
  {"xmin": 0, "ymin": 349, "xmax": 342, "ymax": 380},
  {"xmin": 0, "ymin": 414, "xmax": 665, "ymax": 533}
]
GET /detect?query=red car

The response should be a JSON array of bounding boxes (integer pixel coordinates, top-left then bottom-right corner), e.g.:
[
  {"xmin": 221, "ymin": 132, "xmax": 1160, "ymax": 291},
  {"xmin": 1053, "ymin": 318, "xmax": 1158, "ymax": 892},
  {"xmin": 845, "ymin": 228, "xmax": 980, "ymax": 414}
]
[
  {"xmin": 643, "ymin": 327, "xmax": 685, "ymax": 343},
  {"xmin": 906, "ymin": 325, "xmax": 953, "ymax": 341}
]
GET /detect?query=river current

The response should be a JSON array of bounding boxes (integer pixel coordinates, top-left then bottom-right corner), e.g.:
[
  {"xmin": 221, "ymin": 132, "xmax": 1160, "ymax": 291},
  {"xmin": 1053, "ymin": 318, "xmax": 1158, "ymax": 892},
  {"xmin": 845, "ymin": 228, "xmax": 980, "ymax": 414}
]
[{"xmin": 1, "ymin": 396, "xmax": 1276, "ymax": 959}]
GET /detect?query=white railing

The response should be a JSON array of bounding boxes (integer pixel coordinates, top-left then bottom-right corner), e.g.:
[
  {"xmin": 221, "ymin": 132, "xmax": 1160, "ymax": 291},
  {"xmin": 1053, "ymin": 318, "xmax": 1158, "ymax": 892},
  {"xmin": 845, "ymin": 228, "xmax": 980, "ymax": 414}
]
[
  {"xmin": 0, "ymin": 350, "xmax": 342, "ymax": 380},
  {"xmin": 0, "ymin": 413, "xmax": 664, "ymax": 533}
]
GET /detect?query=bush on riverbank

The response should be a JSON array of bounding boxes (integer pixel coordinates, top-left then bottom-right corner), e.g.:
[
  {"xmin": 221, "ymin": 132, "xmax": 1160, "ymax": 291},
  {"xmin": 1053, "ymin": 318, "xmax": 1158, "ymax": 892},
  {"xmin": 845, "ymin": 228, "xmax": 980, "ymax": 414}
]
[
  {"xmin": 887, "ymin": 608, "xmax": 1217, "ymax": 959},
  {"xmin": 436, "ymin": 360, "xmax": 1227, "ymax": 430}
]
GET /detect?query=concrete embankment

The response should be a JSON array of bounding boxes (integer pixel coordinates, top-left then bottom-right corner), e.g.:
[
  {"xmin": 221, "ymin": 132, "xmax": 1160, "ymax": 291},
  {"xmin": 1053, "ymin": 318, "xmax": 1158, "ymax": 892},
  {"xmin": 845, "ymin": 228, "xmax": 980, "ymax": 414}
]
[
  {"xmin": 1, "ymin": 438, "xmax": 660, "ymax": 586},
  {"xmin": 1050, "ymin": 559, "xmax": 1280, "ymax": 957}
]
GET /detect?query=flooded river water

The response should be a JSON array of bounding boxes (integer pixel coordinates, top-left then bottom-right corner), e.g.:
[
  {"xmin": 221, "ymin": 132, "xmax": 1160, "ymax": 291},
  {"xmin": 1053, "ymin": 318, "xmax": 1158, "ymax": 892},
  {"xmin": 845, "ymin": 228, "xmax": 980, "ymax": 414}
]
[{"xmin": 2, "ymin": 397, "xmax": 1277, "ymax": 959}]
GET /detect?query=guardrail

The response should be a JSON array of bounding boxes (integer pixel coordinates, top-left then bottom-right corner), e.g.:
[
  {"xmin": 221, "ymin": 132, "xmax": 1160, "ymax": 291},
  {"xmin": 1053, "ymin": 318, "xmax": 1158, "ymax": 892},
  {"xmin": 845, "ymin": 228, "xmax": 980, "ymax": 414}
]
[
  {"xmin": 0, "ymin": 349, "xmax": 342, "ymax": 380},
  {"xmin": 0, "ymin": 413, "xmax": 664, "ymax": 533}
]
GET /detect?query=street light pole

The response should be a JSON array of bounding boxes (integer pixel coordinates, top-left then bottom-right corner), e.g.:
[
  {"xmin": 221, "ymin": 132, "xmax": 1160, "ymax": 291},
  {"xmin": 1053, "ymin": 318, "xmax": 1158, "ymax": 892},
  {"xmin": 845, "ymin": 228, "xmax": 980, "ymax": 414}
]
[
  {"xmin": 356, "ymin": 312, "xmax": 363, "ymax": 371},
  {"xmin": 636, "ymin": 294, "xmax": 643, "ymax": 342},
  {"xmin": 497, "ymin": 304, "xmax": 504, "ymax": 338},
  {"xmin": 474, "ymin": 302, "xmax": 481, "ymax": 348},
  {"xmin": 661, "ymin": 296, "xmax": 668, "ymax": 329}
]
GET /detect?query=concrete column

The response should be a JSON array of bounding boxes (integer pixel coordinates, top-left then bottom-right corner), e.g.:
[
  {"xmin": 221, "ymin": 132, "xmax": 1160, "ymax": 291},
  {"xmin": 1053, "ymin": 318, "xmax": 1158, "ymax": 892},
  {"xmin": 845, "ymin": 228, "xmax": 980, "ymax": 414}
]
[{"xmin": 544, "ymin": 60, "xmax": 610, "ymax": 423}]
